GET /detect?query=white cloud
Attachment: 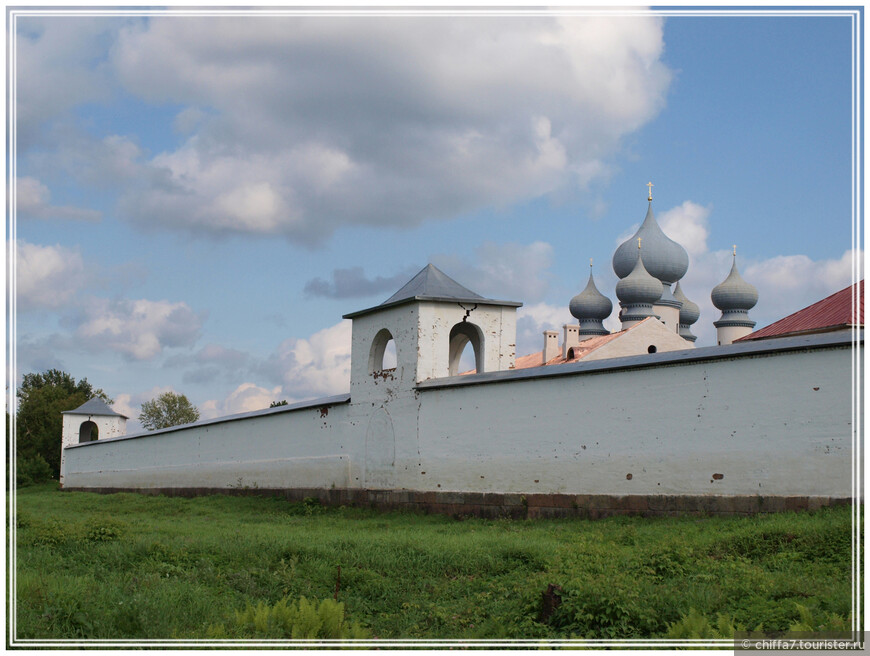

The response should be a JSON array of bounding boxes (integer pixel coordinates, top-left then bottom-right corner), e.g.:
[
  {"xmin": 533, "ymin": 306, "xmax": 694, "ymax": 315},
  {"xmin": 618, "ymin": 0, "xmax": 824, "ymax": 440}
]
[
  {"xmin": 100, "ymin": 15, "xmax": 670, "ymax": 242},
  {"xmin": 16, "ymin": 176, "xmax": 102, "ymax": 222},
  {"xmin": 15, "ymin": 16, "xmax": 120, "ymax": 147},
  {"xmin": 434, "ymin": 241, "xmax": 555, "ymax": 304},
  {"xmin": 260, "ymin": 320, "xmax": 353, "ymax": 400},
  {"xmin": 657, "ymin": 201, "xmax": 712, "ymax": 258},
  {"xmin": 74, "ymin": 298, "xmax": 204, "ymax": 360},
  {"xmin": 201, "ymin": 382, "xmax": 283, "ymax": 419},
  {"xmin": 15, "ymin": 240, "xmax": 87, "ymax": 310},
  {"xmin": 28, "ymin": 131, "xmax": 144, "ymax": 190},
  {"xmin": 516, "ymin": 302, "xmax": 574, "ymax": 356},
  {"xmin": 173, "ymin": 106, "xmax": 207, "ymax": 134}
]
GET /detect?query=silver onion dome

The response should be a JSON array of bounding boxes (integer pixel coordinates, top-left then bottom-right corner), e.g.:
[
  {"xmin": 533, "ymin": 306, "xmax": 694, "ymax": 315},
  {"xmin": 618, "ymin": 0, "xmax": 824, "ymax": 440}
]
[
  {"xmin": 616, "ymin": 248, "xmax": 663, "ymax": 306},
  {"xmin": 612, "ymin": 203, "xmax": 689, "ymax": 285},
  {"xmin": 570, "ymin": 270, "xmax": 613, "ymax": 322},
  {"xmin": 673, "ymin": 281, "xmax": 700, "ymax": 326},
  {"xmin": 711, "ymin": 255, "xmax": 758, "ymax": 312}
]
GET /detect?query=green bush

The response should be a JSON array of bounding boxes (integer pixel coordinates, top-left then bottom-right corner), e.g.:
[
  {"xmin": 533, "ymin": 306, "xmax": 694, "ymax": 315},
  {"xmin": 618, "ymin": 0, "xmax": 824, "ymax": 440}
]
[
  {"xmin": 551, "ymin": 577, "xmax": 663, "ymax": 638},
  {"xmin": 221, "ymin": 596, "xmax": 369, "ymax": 639},
  {"xmin": 84, "ymin": 520, "xmax": 124, "ymax": 542},
  {"xmin": 16, "ymin": 454, "xmax": 54, "ymax": 487}
]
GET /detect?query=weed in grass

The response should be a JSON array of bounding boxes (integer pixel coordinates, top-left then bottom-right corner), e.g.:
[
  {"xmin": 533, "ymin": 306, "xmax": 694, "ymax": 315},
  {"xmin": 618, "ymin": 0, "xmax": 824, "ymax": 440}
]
[{"xmin": 211, "ymin": 596, "xmax": 369, "ymax": 639}]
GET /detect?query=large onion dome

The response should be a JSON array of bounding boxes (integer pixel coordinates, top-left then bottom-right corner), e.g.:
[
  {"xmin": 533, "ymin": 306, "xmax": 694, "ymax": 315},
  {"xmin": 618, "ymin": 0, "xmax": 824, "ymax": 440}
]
[
  {"xmin": 673, "ymin": 281, "xmax": 699, "ymax": 342},
  {"xmin": 612, "ymin": 203, "xmax": 689, "ymax": 285},
  {"xmin": 711, "ymin": 256, "xmax": 758, "ymax": 312},
  {"xmin": 616, "ymin": 248, "xmax": 662, "ymax": 311},
  {"xmin": 570, "ymin": 267, "xmax": 612, "ymax": 337}
]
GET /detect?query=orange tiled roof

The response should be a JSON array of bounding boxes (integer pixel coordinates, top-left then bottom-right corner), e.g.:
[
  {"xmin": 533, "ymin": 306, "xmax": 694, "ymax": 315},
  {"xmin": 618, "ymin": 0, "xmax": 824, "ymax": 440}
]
[{"xmin": 737, "ymin": 280, "xmax": 864, "ymax": 342}]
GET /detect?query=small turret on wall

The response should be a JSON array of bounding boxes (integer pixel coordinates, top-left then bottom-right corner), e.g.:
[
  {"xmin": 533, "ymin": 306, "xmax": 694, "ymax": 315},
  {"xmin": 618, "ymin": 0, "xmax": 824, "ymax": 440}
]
[{"xmin": 60, "ymin": 398, "xmax": 127, "ymax": 487}]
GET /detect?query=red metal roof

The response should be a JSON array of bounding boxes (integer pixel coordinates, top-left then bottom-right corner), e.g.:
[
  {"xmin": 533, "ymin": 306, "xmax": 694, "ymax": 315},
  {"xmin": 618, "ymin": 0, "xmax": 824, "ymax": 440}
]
[{"xmin": 737, "ymin": 280, "xmax": 864, "ymax": 342}]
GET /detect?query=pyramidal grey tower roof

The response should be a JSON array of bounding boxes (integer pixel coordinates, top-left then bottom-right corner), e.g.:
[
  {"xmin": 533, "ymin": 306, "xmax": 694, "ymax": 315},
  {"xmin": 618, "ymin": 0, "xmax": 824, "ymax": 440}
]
[
  {"xmin": 343, "ymin": 264, "xmax": 522, "ymax": 319},
  {"xmin": 62, "ymin": 397, "xmax": 128, "ymax": 419}
]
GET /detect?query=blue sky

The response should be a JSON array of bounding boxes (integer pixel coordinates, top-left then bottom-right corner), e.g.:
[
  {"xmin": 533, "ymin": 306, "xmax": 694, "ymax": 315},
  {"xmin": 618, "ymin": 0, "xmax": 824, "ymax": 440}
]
[{"xmin": 11, "ymin": 8, "xmax": 861, "ymax": 430}]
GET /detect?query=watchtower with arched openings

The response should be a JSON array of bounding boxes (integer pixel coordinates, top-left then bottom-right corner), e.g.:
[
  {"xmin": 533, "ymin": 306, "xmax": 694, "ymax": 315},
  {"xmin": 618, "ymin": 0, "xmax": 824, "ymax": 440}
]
[
  {"xmin": 344, "ymin": 264, "xmax": 522, "ymax": 403},
  {"xmin": 60, "ymin": 398, "xmax": 127, "ymax": 486}
]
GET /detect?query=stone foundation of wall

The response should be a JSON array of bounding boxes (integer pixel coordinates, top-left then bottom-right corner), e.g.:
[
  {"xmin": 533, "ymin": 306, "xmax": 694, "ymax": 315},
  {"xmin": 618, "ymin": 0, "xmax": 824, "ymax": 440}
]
[{"xmin": 62, "ymin": 487, "xmax": 853, "ymax": 519}]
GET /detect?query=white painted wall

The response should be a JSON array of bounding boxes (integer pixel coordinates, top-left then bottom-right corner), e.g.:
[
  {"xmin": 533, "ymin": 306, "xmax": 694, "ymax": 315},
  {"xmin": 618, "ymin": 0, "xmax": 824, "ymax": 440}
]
[
  {"xmin": 64, "ymin": 401, "xmax": 358, "ymax": 489},
  {"xmin": 413, "ymin": 346, "xmax": 854, "ymax": 496},
  {"xmin": 63, "ymin": 338, "xmax": 858, "ymax": 499}
]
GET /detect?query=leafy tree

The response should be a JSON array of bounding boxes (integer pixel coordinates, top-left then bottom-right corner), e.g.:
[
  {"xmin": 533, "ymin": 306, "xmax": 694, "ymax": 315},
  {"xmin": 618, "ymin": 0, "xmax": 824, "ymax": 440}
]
[
  {"xmin": 16, "ymin": 369, "xmax": 111, "ymax": 478},
  {"xmin": 139, "ymin": 391, "xmax": 200, "ymax": 431},
  {"xmin": 270, "ymin": 400, "xmax": 289, "ymax": 408}
]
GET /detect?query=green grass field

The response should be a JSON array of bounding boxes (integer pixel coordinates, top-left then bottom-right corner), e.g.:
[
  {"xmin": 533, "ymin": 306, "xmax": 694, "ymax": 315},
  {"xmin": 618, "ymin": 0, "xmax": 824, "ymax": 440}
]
[{"xmin": 12, "ymin": 484, "xmax": 855, "ymax": 641}]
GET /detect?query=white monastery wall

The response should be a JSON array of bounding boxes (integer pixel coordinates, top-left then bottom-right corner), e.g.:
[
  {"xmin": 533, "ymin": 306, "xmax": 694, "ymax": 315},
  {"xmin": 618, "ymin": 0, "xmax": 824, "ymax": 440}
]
[
  {"xmin": 63, "ymin": 336, "xmax": 857, "ymax": 500},
  {"xmin": 413, "ymin": 345, "xmax": 854, "ymax": 497},
  {"xmin": 63, "ymin": 398, "xmax": 357, "ymax": 490}
]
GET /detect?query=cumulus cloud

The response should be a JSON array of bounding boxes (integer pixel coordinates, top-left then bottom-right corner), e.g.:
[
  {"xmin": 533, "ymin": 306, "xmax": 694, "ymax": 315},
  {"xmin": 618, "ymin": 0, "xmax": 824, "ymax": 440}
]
[
  {"xmin": 515, "ymin": 302, "xmax": 574, "ymax": 356},
  {"xmin": 15, "ymin": 16, "xmax": 120, "ymax": 148},
  {"xmin": 165, "ymin": 342, "xmax": 253, "ymax": 384},
  {"xmin": 15, "ymin": 240, "xmax": 88, "ymax": 310},
  {"xmin": 434, "ymin": 241, "xmax": 555, "ymax": 304},
  {"xmin": 28, "ymin": 130, "xmax": 144, "ymax": 190},
  {"xmin": 96, "ymin": 14, "xmax": 670, "ymax": 242},
  {"xmin": 72, "ymin": 298, "xmax": 205, "ymax": 360},
  {"xmin": 258, "ymin": 320, "xmax": 352, "ymax": 400},
  {"xmin": 15, "ymin": 177, "xmax": 102, "ymax": 222},
  {"xmin": 304, "ymin": 265, "xmax": 421, "ymax": 300},
  {"xmin": 657, "ymin": 201, "xmax": 712, "ymax": 258},
  {"xmin": 200, "ymin": 382, "xmax": 283, "ymax": 419}
]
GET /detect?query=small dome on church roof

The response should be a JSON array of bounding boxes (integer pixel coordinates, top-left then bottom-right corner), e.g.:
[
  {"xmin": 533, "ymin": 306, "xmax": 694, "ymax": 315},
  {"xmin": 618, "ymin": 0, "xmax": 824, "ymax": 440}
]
[
  {"xmin": 616, "ymin": 249, "xmax": 663, "ymax": 306},
  {"xmin": 674, "ymin": 281, "xmax": 700, "ymax": 326},
  {"xmin": 569, "ymin": 270, "xmax": 613, "ymax": 321},
  {"xmin": 612, "ymin": 203, "xmax": 689, "ymax": 284},
  {"xmin": 712, "ymin": 256, "xmax": 758, "ymax": 311}
]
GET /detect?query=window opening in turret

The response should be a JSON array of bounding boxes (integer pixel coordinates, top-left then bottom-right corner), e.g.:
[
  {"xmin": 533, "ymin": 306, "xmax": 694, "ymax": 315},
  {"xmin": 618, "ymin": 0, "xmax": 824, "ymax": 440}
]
[
  {"xmin": 79, "ymin": 420, "xmax": 98, "ymax": 443},
  {"xmin": 369, "ymin": 328, "xmax": 397, "ymax": 374},
  {"xmin": 448, "ymin": 322, "xmax": 483, "ymax": 376}
]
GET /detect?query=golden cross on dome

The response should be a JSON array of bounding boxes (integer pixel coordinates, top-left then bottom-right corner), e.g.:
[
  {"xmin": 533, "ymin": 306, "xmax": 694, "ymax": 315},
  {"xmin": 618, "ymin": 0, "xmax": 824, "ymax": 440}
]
[
  {"xmin": 733, "ymin": 244, "xmax": 737, "ymax": 257},
  {"xmin": 637, "ymin": 237, "xmax": 642, "ymax": 250},
  {"xmin": 589, "ymin": 258, "xmax": 593, "ymax": 269},
  {"xmin": 646, "ymin": 181, "xmax": 654, "ymax": 201}
]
